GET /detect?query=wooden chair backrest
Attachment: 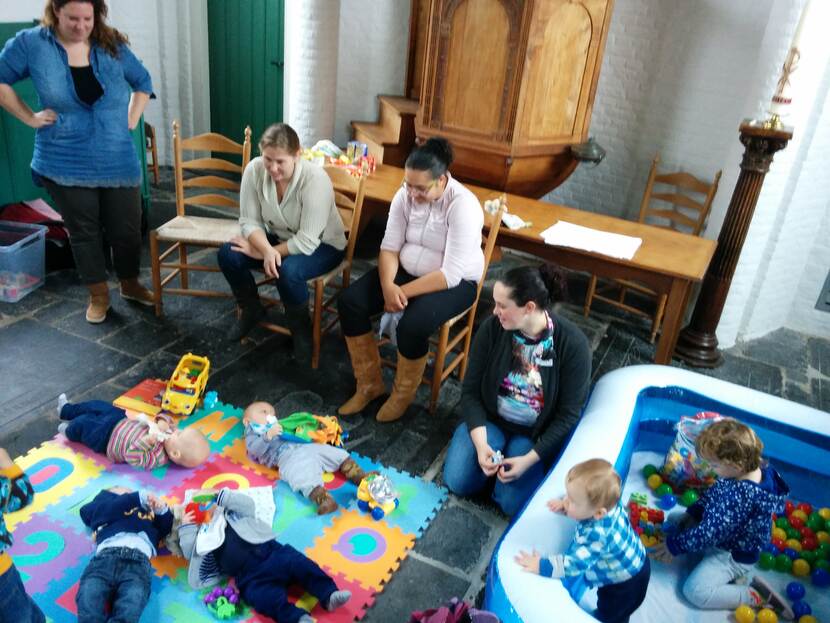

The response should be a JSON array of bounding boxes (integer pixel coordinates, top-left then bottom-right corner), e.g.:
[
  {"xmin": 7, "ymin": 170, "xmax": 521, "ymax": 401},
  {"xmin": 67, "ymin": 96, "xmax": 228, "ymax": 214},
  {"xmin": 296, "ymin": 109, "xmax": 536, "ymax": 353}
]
[
  {"xmin": 638, "ymin": 154, "xmax": 722, "ymax": 236},
  {"xmin": 323, "ymin": 165, "xmax": 367, "ymax": 268},
  {"xmin": 476, "ymin": 196, "xmax": 507, "ymax": 301},
  {"xmin": 173, "ymin": 120, "xmax": 252, "ymax": 217}
]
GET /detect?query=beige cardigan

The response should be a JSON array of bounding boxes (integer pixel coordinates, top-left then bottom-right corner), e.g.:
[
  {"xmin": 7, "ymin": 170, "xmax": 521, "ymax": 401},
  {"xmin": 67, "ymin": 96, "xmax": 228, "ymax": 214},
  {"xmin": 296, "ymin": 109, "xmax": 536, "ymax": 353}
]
[{"xmin": 238, "ymin": 157, "xmax": 347, "ymax": 255}]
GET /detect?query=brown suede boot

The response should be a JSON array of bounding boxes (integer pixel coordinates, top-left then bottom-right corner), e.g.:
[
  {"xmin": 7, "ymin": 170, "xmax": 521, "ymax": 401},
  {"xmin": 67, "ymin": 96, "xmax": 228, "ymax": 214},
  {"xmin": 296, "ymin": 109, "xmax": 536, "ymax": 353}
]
[
  {"xmin": 376, "ymin": 352, "xmax": 428, "ymax": 423},
  {"xmin": 119, "ymin": 278, "xmax": 155, "ymax": 306},
  {"xmin": 338, "ymin": 333, "xmax": 386, "ymax": 416},
  {"xmin": 309, "ymin": 485, "xmax": 338, "ymax": 515},
  {"xmin": 86, "ymin": 282, "xmax": 110, "ymax": 324},
  {"xmin": 339, "ymin": 457, "xmax": 374, "ymax": 486}
]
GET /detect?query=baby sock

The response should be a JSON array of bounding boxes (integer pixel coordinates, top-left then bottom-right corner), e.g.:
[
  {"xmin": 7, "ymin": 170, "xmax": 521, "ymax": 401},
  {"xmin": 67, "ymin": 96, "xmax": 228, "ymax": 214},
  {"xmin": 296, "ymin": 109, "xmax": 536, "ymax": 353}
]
[
  {"xmin": 298, "ymin": 616, "xmax": 315, "ymax": 623},
  {"xmin": 325, "ymin": 589, "xmax": 351, "ymax": 611},
  {"xmin": 57, "ymin": 393, "xmax": 68, "ymax": 415}
]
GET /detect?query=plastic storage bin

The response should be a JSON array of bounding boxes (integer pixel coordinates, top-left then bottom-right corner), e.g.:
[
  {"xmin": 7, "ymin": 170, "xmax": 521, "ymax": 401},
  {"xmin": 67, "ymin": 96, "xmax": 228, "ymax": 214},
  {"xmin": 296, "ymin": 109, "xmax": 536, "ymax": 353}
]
[{"xmin": 0, "ymin": 220, "xmax": 47, "ymax": 303}]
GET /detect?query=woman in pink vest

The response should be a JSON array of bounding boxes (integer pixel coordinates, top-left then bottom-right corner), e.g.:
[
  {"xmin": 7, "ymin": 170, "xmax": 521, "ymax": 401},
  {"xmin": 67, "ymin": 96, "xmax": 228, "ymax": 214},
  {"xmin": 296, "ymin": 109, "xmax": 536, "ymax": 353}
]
[{"xmin": 337, "ymin": 138, "xmax": 484, "ymax": 422}]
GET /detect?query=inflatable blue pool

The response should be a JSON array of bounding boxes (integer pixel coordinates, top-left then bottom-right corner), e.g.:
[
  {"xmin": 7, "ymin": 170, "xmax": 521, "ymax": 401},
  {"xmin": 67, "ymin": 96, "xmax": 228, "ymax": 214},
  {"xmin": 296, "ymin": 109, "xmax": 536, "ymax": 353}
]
[{"xmin": 485, "ymin": 365, "xmax": 830, "ymax": 623}]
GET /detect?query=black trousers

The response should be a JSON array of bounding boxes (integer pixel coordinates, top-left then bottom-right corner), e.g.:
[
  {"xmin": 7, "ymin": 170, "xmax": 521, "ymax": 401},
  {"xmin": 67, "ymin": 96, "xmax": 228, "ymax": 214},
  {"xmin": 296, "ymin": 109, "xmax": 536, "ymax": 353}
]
[
  {"xmin": 595, "ymin": 558, "xmax": 651, "ymax": 623},
  {"xmin": 337, "ymin": 266, "xmax": 477, "ymax": 359},
  {"xmin": 41, "ymin": 178, "xmax": 142, "ymax": 284}
]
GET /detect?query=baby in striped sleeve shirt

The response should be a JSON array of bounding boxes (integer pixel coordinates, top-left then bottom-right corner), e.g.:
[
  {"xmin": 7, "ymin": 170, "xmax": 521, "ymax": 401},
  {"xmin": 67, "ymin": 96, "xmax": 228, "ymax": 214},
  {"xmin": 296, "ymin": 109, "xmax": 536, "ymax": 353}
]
[
  {"xmin": 57, "ymin": 394, "xmax": 210, "ymax": 469},
  {"xmin": 515, "ymin": 459, "xmax": 651, "ymax": 623}
]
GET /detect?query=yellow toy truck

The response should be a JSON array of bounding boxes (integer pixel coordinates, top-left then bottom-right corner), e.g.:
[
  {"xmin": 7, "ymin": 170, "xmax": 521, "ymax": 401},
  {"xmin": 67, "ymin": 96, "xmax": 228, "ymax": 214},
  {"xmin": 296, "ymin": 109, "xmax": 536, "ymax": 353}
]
[
  {"xmin": 161, "ymin": 353, "xmax": 210, "ymax": 415},
  {"xmin": 357, "ymin": 474, "xmax": 398, "ymax": 521}
]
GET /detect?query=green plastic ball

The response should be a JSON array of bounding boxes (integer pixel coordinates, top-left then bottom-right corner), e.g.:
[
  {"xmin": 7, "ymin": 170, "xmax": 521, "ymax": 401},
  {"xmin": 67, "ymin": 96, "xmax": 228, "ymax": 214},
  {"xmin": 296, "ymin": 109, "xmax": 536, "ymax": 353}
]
[
  {"xmin": 642, "ymin": 464, "xmax": 659, "ymax": 478},
  {"xmin": 817, "ymin": 543, "xmax": 830, "ymax": 560},
  {"xmin": 655, "ymin": 483, "xmax": 673, "ymax": 497},
  {"xmin": 680, "ymin": 490, "xmax": 699, "ymax": 507},
  {"xmin": 777, "ymin": 517, "xmax": 792, "ymax": 530},
  {"xmin": 800, "ymin": 550, "xmax": 817, "ymax": 565},
  {"xmin": 758, "ymin": 552, "xmax": 776, "ymax": 570},
  {"xmin": 807, "ymin": 513, "xmax": 825, "ymax": 532},
  {"xmin": 787, "ymin": 527, "xmax": 803, "ymax": 540},
  {"xmin": 814, "ymin": 559, "xmax": 830, "ymax": 572},
  {"xmin": 775, "ymin": 554, "xmax": 793, "ymax": 573}
]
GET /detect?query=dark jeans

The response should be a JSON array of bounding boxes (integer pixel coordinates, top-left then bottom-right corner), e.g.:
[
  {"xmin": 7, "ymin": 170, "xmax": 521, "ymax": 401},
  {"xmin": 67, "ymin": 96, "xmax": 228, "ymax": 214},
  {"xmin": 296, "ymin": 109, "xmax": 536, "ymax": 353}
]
[
  {"xmin": 0, "ymin": 565, "xmax": 45, "ymax": 623},
  {"xmin": 41, "ymin": 178, "xmax": 142, "ymax": 285},
  {"xmin": 235, "ymin": 541, "xmax": 337, "ymax": 623},
  {"xmin": 76, "ymin": 547, "xmax": 152, "ymax": 623},
  {"xmin": 60, "ymin": 401, "xmax": 125, "ymax": 454},
  {"xmin": 217, "ymin": 234, "xmax": 343, "ymax": 306},
  {"xmin": 595, "ymin": 558, "xmax": 651, "ymax": 623},
  {"xmin": 443, "ymin": 421, "xmax": 546, "ymax": 516},
  {"xmin": 337, "ymin": 266, "xmax": 477, "ymax": 359}
]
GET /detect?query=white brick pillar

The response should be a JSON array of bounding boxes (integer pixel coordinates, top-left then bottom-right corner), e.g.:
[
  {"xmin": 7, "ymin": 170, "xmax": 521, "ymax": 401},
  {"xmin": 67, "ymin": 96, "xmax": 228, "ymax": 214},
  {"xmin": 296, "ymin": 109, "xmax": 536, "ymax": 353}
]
[{"xmin": 284, "ymin": 0, "xmax": 341, "ymax": 148}]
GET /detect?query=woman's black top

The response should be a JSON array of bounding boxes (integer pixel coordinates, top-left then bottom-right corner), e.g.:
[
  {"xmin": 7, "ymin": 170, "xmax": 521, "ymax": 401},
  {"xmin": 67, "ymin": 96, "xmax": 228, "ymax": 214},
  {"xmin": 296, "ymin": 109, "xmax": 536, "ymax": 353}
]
[{"xmin": 70, "ymin": 65, "xmax": 103, "ymax": 105}]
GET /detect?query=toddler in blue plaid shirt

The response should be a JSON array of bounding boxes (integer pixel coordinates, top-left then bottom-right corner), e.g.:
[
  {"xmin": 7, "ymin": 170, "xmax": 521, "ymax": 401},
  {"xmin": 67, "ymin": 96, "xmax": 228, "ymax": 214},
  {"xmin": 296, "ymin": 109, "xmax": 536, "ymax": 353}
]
[{"xmin": 516, "ymin": 459, "xmax": 650, "ymax": 623}]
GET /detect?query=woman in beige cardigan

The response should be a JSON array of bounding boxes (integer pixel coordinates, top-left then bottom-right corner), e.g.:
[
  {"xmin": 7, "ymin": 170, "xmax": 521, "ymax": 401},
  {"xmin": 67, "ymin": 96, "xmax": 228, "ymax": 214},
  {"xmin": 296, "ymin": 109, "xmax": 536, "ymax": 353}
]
[{"xmin": 218, "ymin": 123, "xmax": 346, "ymax": 364}]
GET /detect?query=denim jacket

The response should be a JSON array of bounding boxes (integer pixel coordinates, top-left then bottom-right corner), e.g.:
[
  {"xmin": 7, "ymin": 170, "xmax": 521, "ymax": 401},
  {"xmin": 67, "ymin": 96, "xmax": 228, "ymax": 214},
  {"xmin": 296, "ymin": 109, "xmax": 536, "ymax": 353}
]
[{"xmin": 0, "ymin": 26, "xmax": 153, "ymax": 187}]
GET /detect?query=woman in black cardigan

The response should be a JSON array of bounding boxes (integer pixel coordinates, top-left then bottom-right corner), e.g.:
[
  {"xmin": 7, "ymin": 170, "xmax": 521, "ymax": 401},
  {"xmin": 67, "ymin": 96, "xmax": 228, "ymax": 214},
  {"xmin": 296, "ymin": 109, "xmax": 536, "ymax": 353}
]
[{"xmin": 443, "ymin": 264, "xmax": 592, "ymax": 515}]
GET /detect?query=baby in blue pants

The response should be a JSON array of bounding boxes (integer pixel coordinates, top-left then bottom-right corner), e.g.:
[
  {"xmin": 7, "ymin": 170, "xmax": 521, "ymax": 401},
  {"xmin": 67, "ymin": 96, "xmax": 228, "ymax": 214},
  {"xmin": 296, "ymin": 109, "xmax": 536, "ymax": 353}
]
[{"xmin": 179, "ymin": 488, "xmax": 351, "ymax": 623}]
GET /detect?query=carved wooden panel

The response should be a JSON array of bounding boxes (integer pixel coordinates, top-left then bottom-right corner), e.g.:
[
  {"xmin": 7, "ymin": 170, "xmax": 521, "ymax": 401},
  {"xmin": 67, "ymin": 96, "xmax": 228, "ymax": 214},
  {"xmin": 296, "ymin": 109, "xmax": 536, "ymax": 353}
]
[{"xmin": 405, "ymin": 0, "xmax": 431, "ymax": 100}]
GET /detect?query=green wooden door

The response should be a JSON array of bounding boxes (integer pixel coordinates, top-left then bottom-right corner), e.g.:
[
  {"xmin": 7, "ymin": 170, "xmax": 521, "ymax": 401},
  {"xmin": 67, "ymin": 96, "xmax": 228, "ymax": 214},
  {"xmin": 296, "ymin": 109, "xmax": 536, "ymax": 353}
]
[
  {"xmin": 0, "ymin": 22, "xmax": 150, "ymax": 214},
  {"xmin": 208, "ymin": 0, "xmax": 284, "ymax": 148}
]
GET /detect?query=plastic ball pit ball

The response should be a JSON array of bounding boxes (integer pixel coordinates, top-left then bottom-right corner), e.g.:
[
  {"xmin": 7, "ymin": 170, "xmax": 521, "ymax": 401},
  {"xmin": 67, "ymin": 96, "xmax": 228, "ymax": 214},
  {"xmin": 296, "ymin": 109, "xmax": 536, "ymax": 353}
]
[
  {"xmin": 756, "ymin": 608, "xmax": 778, "ymax": 623},
  {"xmin": 791, "ymin": 601, "xmax": 811, "ymax": 619},
  {"xmin": 792, "ymin": 558, "xmax": 811, "ymax": 576},
  {"xmin": 797, "ymin": 616, "xmax": 817, "ymax": 623},
  {"xmin": 658, "ymin": 494, "xmax": 677, "ymax": 510},
  {"xmin": 759, "ymin": 552, "xmax": 776, "ymax": 570},
  {"xmin": 642, "ymin": 464, "xmax": 658, "ymax": 478},
  {"xmin": 777, "ymin": 517, "xmax": 792, "ymax": 530},
  {"xmin": 647, "ymin": 474, "xmax": 662, "ymax": 490},
  {"xmin": 776, "ymin": 554, "xmax": 794, "ymax": 573},
  {"xmin": 734, "ymin": 604, "xmax": 756, "ymax": 623},
  {"xmin": 819, "ymin": 507, "xmax": 830, "ymax": 521},
  {"xmin": 680, "ymin": 490, "xmax": 699, "ymax": 507},
  {"xmin": 784, "ymin": 548, "xmax": 800, "ymax": 561},
  {"xmin": 786, "ymin": 581, "xmax": 806, "ymax": 601},
  {"xmin": 812, "ymin": 567, "xmax": 830, "ymax": 587},
  {"xmin": 816, "ymin": 560, "xmax": 830, "ymax": 572},
  {"xmin": 655, "ymin": 483, "xmax": 673, "ymax": 497}
]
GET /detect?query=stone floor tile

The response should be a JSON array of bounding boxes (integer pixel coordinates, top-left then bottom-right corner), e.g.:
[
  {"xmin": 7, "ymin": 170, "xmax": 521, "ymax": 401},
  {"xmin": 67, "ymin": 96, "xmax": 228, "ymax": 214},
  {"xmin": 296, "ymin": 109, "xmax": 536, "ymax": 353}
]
[{"xmin": 415, "ymin": 504, "xmax": 494, "ymax": 573}]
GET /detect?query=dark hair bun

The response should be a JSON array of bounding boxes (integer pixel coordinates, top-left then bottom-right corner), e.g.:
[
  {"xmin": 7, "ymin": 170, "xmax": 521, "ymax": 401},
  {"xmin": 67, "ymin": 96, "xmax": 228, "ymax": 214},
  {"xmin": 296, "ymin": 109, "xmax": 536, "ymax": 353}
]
[{"xmin": 422, "ymin": 137, "xmax": 453, "ymax": 167}]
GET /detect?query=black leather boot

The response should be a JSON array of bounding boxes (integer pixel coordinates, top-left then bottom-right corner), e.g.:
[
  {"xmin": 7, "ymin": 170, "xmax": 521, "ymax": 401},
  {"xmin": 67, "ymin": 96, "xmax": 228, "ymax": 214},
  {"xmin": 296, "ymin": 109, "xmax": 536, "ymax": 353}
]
[
  {"xmin": 231, "ymin": 291, "xmax": 265, "ymax": 341},
  {"xmin": 283, "ymin": 302, "xmax": 312, "ymax": 365}
]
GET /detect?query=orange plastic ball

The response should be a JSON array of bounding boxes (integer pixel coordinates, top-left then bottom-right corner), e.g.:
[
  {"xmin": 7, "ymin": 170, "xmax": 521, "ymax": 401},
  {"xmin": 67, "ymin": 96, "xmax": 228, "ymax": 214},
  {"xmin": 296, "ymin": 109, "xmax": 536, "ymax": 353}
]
[
  {"xmin": 791, "ymin": 558, "xmax": 811, "ymax": 577},
  {"xmin": 647, "ymin": 474, "xmax": 663, "ymax": 490},
  {"xmin": 734, "ymin": 604, "xmax": 756, "ymax": 623},
  {"xmin": 757, "ymin": 608, "xmax": 778, "ymax": 623}
]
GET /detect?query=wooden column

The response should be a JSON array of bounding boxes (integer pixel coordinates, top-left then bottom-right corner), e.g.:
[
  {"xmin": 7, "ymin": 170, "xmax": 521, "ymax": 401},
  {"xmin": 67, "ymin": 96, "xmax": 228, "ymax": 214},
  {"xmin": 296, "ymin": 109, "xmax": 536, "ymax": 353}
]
[{"xmin": 674, "ymin": 121, "xmax": 792, "ymax": 367}]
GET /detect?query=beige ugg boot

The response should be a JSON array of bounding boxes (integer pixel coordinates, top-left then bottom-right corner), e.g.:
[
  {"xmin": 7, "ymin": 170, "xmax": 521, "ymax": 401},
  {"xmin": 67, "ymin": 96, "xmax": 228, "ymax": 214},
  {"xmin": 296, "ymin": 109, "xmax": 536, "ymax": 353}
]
[
  {"xmin": 338, "ymin": 333, "xmax": 386, "ymax": 415},
  {"xmin": 86, "ymin": 282, "xmax": 110, "ymax": 323},
  {"xmin": 375, "ymin": 353, "xmax": 428, "ymax": 423},
  {"xmin": 339, "ymin": 457, "xmax": 374, "ymax": 485},
  {"xmin": 119, "ymin": 278, "xmax": 155, "ymax": 306},
  {"xmin": 309, "ymin": 485, "xmax": 338, "ymax": 515}
]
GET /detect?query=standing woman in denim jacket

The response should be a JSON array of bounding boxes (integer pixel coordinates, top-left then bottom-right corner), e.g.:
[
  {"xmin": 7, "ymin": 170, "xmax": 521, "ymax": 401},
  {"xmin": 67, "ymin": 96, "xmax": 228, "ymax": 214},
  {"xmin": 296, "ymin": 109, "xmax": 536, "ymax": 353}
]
[{"xmin": 0, "ymin": 0, "xmax": 154, "ymax": 323}]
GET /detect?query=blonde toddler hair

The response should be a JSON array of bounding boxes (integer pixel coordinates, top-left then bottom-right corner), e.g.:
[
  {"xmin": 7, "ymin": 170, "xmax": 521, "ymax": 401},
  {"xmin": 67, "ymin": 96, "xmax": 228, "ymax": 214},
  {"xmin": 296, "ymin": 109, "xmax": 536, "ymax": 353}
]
[
  {"xmin": 567, "ymin": 458, "xmax": 621, "ymax": 511},
  {"xmin": 695, "ymin": 418, "xmax": 763, "ymax": 473}
]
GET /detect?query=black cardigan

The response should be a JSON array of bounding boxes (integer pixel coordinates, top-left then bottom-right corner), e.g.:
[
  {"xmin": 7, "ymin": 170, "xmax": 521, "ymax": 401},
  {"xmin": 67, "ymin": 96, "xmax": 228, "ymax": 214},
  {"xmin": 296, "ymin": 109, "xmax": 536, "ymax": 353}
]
[{"xmin": 460, "ymin": 313, "xmax": 592, "ymax": 463}]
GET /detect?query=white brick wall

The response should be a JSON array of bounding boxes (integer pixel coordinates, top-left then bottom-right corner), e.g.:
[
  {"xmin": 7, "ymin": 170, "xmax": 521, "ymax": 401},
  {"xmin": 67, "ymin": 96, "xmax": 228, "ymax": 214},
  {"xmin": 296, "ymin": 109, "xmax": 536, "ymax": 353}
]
[
  {"xmin": 284, "ymin": 0, "xmax": 340, "ymax": 148},
  {"xmin": 332, "ymin": 0, "xmax": 410, "ymax": 147}
]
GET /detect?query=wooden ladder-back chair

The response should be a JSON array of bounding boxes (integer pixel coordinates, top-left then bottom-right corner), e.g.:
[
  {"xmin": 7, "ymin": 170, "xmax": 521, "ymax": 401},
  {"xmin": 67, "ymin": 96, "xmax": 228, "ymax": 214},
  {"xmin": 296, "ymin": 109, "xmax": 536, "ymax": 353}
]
[
  {"xmin": 583, "ymin": 154, "xmax": 722, "ymax": 342},
  {"xmin": 149, "ymin": 121, "xmax": 252, "ymax": 316},
  {"xmin": 259, "ymin": 165, "xmax": 367, "ymax": 369},
  {"xmin": 381, "ymin": 196, "xmax": 507, "ymax": 414}
]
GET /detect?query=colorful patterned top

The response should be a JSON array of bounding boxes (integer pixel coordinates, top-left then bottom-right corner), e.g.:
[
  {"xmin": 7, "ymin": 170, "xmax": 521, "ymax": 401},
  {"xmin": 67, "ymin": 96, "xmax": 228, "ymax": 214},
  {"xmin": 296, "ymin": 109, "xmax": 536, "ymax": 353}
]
[
  {"xmin": 0, "ymin": 464, "xmax": 35, "ymax": 575},
  {"xmin": 106, "ymin": 413, "xmax": 174, "ymax": 469},
  {"xmin": 540, "ymin": 503, "xmax": 647, "ymax": 588},
  {"xmin": 496, "ymin": 313, "xmax": 555, "ymax": 427}
]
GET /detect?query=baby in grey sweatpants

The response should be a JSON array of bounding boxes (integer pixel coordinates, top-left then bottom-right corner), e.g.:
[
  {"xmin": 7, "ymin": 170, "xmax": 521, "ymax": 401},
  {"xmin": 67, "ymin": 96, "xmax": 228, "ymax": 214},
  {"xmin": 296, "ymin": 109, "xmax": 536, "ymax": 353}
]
[{"xmin": 243, "ymin": 402, "xmax": 370, "ymax": 514}]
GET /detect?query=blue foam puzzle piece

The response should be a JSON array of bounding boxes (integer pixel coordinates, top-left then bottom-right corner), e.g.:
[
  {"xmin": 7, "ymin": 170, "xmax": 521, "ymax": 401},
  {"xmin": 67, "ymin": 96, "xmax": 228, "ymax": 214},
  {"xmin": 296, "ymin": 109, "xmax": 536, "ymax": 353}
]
[
  {"xmin": 272, "ymin": 480, "xmax": 338, "ymax": 552},
  {"xmin": 350, "ymin": 454, "xmax": 447, "ymax": 537}
]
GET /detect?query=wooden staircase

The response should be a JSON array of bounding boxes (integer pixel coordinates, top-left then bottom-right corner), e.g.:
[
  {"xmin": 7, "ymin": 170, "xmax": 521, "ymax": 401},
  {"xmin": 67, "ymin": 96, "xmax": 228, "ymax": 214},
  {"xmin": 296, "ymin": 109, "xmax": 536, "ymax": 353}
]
[{"xmin": 351, "ymin": 95, "xmax": 419, "ymax": 167}]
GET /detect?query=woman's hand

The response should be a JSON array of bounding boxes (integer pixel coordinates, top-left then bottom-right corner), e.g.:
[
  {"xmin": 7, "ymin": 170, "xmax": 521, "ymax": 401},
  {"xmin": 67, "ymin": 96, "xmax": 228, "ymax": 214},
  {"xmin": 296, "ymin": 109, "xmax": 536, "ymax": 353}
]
[
  {"xmin": 381, "ymin": 282, "xmax": 407, "ymax": 312},
  {"xmin": 475, "ymin": 444, "xmax": 501, "ymax": 477},
  {"xmin": 230, "ymin": 235, "xmax": 263, "ymax": 260},
  {"xmin": 28, "ymin": 109, "xmax": 57, "ymax": 128},
  {"xmin": 497, "ymin": 452, "xmax": 538, "ymax": 483},
  {"xmin": 262, "ymin": 247, "xmax": 281, "ymax": 278}
]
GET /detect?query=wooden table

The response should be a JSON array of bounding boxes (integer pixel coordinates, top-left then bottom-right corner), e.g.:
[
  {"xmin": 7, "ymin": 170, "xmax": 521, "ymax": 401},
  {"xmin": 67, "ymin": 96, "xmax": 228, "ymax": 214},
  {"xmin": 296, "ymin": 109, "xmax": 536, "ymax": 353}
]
[{"xmin": 363, "ymin": 164, "xmax": 717, "ymax": 365}]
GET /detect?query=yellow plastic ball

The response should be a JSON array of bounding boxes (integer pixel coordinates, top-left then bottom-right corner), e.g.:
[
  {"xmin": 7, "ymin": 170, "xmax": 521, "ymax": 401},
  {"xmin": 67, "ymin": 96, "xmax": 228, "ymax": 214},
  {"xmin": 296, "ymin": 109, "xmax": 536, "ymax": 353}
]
[
  {"xmin": 757, "ymin": 608, "xmax": 778, "ymax": 623},
  {"xmin": 817, "ymin": 530, "xmax": 829, "ymax": 544},
  {"xmin": 797, "ymin": 616, "xmax": 817, "ymax": 623},
  {"xmin": 792, "ymin": 509, "xmax": 809, "ymax": 522},
  {"xmin": 786, "ymin": 538, "xmax": 803, "ymax": 552},
  {"xmin": 792, "ymin": 558, "xmax": 811, "ymax": 577},
  {"xmin": 818, "ymin": 507, "xmax": 830, "ymax": 521},
  {"xmin": 772, "ymin": 527, "xmax": 787, "ymax": 541},
  {"xmin": 647, "ymin": 474, "xmax": 663, "ymax": 490},
  {"xmin": 734, "ymin": 604, "xmax": 756, "ymax": 623}
]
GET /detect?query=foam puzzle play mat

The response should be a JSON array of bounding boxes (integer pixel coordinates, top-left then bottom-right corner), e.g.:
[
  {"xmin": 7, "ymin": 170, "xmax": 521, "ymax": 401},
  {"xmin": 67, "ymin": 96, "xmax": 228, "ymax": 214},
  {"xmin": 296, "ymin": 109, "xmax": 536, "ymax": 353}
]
[{"xmin": 9, "ymin": 380, "xmax": 447, "ymax": 622}]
